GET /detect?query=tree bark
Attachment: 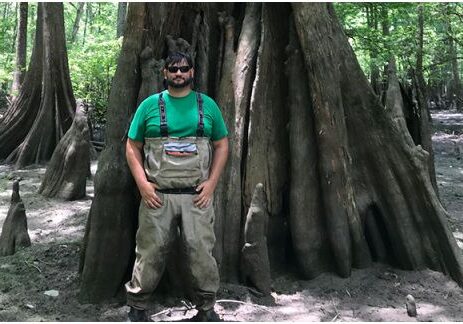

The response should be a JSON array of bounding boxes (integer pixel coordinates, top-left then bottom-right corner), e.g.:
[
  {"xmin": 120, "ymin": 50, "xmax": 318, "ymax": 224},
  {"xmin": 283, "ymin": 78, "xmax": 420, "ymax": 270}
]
[
  {"xmin": 293, "ymin": 3, "xmax": 463, "ymax": 283},
  {"xmin": 0, "ymin": 180, "xmax": 31, "ymax": 256},
  {"xmin": 243, "ymin": 3, "xmax": 291, "ymax": 270},
  {"xmin": 241, "ymin": 183, "xmax": 271, "ymax": 295},
  {"xmin": 116, "ymin": 2, "xmax": 127, "ymax": 38},
  {"xmin": 38, "ymin": 101, "xmax": 90, "ymax": 200},
  {"xmin": 214, "ymin": 2, "xmax": 261, "ymax": 282},
  {"xmin": 11, "ymin": 2, "xmax": 28, "ymax": 97},
  {"xmin": 0, "ymin": 3, "xmax": 75, "ymax": 168},
  {"xmin": 286, "ymin": 18, "xmax": 330, "ymax": 278},
  {"xmin": 79, "ymin": 3, "xmax": 146, "ymax": 303},
  {"xmin": 70, "ymin": 2, "xmax": 85, "ymax": 43}
]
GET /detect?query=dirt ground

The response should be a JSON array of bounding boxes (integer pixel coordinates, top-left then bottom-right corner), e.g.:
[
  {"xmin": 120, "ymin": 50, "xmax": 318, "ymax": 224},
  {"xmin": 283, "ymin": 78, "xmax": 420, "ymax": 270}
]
[{"xmin": 1, "ymin": 110, "xmax": 463, "ymax": 322}]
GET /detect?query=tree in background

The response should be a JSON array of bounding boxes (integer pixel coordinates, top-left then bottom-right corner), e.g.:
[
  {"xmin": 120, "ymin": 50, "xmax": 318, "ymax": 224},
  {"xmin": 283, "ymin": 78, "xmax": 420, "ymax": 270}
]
[
  {"xmin": 336, "ymin": 2, "xmax": 463, "ymax": 112},
  {"xmin": 0, "ymin": 3, "xmax": 75, "ymax": 168},
  {"xmin": 10, "ymin": 2, "xmax": 28, "ymax": 98},
  {"xmin": 116, "ymin": 3, "xmax": 127, "ymax": 38},
  {"xmin": 78, "ymin": 3, "xmax": 463, "ymax": 303},
  {"xmin": 443, "ymin": 3, "xmax": 463, "ymax": 111},
  {"xmin": 70, "ymin": 3, "xmax": 85, "ymax": 44}
]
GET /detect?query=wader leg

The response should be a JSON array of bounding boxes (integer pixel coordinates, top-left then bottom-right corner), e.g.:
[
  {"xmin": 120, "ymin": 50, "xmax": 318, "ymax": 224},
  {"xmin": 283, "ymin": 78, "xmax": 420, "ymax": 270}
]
[
  {"xmin": 126, "ymin": 194, "xmax": 177, "ymax": 309},
  {"xmin": 180, "ymin": 195, "xmax": 220, "ymax": 311}
]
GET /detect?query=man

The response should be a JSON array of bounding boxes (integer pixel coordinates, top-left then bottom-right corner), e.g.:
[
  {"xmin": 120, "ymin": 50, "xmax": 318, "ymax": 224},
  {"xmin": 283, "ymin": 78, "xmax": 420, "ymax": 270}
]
[{"xmin": 125, "ymin": 51, "xmax": 229, "ymax": 322}]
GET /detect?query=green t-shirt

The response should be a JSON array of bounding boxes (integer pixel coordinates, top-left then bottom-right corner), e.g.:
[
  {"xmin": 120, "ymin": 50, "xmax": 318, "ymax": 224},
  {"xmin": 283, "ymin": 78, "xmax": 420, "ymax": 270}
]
[{"xmin": 128, "ymin": 90, "xmax": 228, "ymax": 142}]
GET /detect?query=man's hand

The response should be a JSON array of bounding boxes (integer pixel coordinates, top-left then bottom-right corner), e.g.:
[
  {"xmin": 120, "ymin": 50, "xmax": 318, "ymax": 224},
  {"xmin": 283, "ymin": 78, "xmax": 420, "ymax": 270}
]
[
  {"xmin": 139, "ymin": 181, "xmax": 163, "ymax": 209},
  {"xmin": 194, "ymin": 179, "xmax": 216, "ymax": 208},
  {"xmin": 126, "ymin": 138, "xmax": 163, "ymax": 209}
]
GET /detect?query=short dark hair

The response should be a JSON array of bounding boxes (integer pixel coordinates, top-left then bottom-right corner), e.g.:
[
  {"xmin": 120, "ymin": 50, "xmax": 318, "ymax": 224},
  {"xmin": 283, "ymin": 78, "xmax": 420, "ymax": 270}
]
[{"xmin": 164, "ymin": 52, "xmax": 193, "ymax": 69}]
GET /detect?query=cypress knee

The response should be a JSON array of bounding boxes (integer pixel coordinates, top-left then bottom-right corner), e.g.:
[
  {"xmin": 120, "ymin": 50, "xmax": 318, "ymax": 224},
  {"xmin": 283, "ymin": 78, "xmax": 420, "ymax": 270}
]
[
  {"xmin": 241, "ymin": 183, "xmax": 271, "ymax": 295},
  {"xmin": 0, "ymin": 180, "xmax": 31, "ymax": 256},
  {"xmin": 38, "ymin": 101, "xmax": 90, "ymax": 200}
]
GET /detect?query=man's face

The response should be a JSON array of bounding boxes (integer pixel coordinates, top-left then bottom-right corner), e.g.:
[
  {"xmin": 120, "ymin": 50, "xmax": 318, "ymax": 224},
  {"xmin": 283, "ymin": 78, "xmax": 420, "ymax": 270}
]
[{"xmin": 164, "ymin": 59, "xmax": 194, "ymax": 89}]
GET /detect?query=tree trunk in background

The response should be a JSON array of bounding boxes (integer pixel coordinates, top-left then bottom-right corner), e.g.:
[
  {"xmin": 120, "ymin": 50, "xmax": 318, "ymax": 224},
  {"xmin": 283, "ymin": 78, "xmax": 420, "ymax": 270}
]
[
  {"xmin": 0, "ymin": 3, "xmax": 75, "ymax": 168},
  {"xmin": 414, "ymin": 4, "xmax": 438, "ymax": 193},
  {"xmin": 82, "ymin": 3, "xmax": 89, "ymax": 46},
  {"xmin": 444, "ymin": 4, "xmax": 463, "ymax": 111},
  {"xmin": 380, "ymin": 5, "xmax": 390, "ymax": 104},
  {"xmin": 366, "ymin": 4, "xmax": 381, "ymax": 96},
  {"xmin": 11, "ymin": 2, "xmax": 28, "ymax": 98},
  {"xmin": 79, "ymin": 2, "xmax": 463, "ymax": 303},
  {"xmin": 70, "ymin": 2, "xmax": 85, "ymax": 43},
  {"xmin": 116, "ymin": 2, "xmax": 127, "ymax": 38},
  {"xmin": 10, "ymin": 3, "xmax": 18, "ymax": 54}
]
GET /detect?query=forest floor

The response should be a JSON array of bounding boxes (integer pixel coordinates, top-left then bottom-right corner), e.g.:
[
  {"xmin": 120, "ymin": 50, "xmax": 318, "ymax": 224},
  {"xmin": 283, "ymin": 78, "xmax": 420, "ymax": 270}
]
[{"xmin": 0, "ymin": 109, "xmax": 463, "ymax": 322}]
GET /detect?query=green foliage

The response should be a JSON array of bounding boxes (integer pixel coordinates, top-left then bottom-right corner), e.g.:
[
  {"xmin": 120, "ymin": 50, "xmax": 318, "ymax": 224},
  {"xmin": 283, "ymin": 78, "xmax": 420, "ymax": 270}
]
[
  {"xmin": 68, "ymin": 38, "xmax": 121, "ymax": 124},
  {"xmin": 64, "ymin": 3, "xmax": 120, "ymax": 125},
  {"xmin": 335, "ymin": 2, "xmax": 463, "ymax": 90},
  {"xmin": 0, "ymin": 2, "xmax": 17, "ymax": 91}
]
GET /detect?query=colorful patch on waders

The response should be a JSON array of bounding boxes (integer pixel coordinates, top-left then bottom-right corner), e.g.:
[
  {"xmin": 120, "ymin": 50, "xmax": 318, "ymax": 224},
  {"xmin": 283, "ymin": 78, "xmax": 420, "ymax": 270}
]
[{"xmin": 164, "ymin": 142, "xmax": 198, "ymax": 157}]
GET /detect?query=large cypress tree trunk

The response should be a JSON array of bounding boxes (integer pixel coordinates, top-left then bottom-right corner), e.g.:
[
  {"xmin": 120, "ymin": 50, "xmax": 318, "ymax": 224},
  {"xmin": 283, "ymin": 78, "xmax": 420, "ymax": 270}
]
[
  {"xmin": 0, "ymin": 3, "xmax": 75, "ymax": 168},
  {"xmin": 79, "ymin": 3, "xmax": 463, "ymax": 304},
  {"xmin": 292, "ymin": 3, "xmax": 463, "ymax": 282},
  {"xmin": 79, "ymin": 3, "xmax": 146, "ymax": 303}
]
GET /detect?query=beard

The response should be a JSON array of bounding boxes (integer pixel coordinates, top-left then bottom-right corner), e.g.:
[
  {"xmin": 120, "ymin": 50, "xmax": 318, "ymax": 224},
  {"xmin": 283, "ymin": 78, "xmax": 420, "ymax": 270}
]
[{"xmin": 167, "ymin": 76, "xmax": 193, "ymax": 89}]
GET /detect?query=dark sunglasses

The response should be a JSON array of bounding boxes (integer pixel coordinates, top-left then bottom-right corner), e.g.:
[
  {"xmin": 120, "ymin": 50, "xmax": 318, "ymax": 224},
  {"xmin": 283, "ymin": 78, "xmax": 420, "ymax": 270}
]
[{"xmin": 167, "ymin": 66, "xmax": 191, "ymax": 73}]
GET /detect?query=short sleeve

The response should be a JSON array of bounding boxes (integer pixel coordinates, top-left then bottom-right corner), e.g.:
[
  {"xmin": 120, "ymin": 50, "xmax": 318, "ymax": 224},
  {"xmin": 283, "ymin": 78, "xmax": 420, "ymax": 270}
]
[{"xmin": 128, "ymin": 101, "xmax": 147, "ymax": 142}]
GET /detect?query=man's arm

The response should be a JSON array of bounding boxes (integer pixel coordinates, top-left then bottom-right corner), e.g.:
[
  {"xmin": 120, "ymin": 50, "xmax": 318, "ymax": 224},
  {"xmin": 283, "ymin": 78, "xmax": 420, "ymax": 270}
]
[
  {"xmin": 194, "ymin": 137, "xmax": 229, "ymax": 208},
  {"xmin": 126, "ymin": 138, "xmax": 162, "ymax": 208}
]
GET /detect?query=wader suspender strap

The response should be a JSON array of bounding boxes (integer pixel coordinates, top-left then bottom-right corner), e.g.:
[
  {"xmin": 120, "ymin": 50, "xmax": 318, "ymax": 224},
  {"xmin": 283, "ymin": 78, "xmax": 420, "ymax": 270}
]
[
  {"xmin": 157, "ymin": 92, "xmax": 205, "ymax": 137},
  {"xmin": 159, "ymin": 92, "xmax": 168, "ymax": 137},
  {"xmin": 196, "ymin": 92, "xmax": 204, "ymax": 137}
]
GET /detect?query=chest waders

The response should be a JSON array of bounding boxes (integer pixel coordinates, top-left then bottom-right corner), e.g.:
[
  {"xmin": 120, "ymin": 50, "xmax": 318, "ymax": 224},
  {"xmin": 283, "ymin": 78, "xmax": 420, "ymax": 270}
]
[
  {"xmin": 143, "ymin": 92, "xmax": 213, "ymax": 191},
  {"xmin": 125, "ymin": 92, "xmax": 220, "ymax": 313}
]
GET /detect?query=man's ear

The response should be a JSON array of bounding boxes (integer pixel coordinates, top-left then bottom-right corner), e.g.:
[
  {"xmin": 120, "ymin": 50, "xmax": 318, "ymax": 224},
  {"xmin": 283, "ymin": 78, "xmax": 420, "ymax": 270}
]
[{"xmin": 163, "ymin": 68, "xmax": 167, "ymax": 78}]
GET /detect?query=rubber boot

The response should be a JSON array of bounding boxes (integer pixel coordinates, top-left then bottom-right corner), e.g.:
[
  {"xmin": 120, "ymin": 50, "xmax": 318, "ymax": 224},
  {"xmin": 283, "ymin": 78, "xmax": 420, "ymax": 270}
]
[
  {"xmin": 128, "ymin": 307, "xmax": 150, "ymax": 322},
  {"xmin": 191, "ymin": 309, "xmax": 222, "ymax": 322}
]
